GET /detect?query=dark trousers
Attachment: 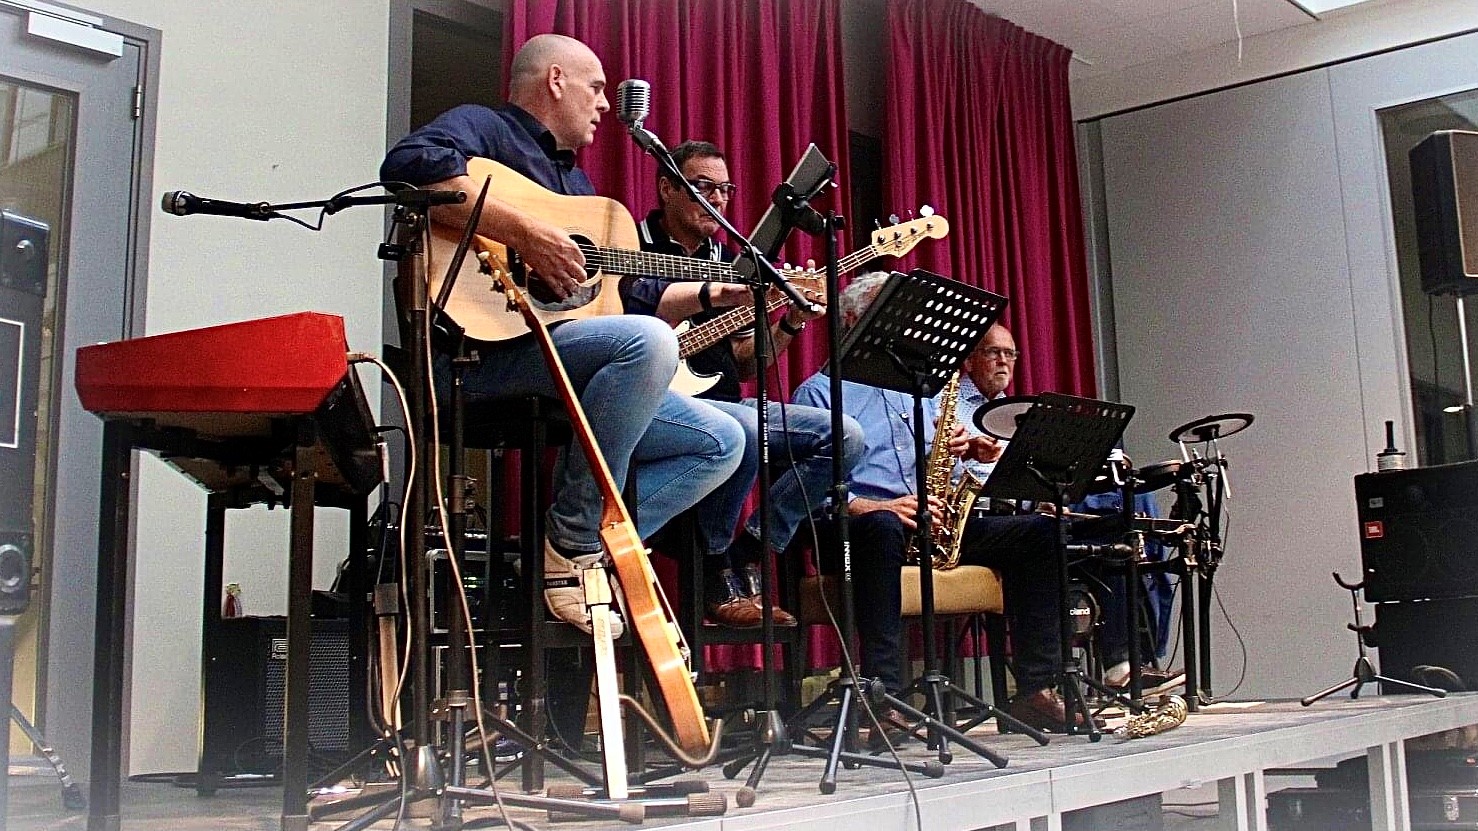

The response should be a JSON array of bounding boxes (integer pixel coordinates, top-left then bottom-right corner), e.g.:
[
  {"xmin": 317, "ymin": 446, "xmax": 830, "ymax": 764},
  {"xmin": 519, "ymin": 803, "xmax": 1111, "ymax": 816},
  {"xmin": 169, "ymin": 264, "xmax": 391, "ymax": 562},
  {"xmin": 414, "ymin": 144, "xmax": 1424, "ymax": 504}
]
[{"xmin": 818, "ymin": 509, "xmax": 1061, "ymax": 695}]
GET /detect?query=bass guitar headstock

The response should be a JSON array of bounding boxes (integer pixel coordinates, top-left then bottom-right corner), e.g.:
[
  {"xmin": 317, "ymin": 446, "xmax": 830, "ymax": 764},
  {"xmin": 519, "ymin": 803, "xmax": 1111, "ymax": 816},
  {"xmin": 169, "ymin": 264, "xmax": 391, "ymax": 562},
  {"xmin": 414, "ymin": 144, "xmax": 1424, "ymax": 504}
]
[{"xmin": 871, "ymin": 211, "xmax": 950, "ymax": 257}]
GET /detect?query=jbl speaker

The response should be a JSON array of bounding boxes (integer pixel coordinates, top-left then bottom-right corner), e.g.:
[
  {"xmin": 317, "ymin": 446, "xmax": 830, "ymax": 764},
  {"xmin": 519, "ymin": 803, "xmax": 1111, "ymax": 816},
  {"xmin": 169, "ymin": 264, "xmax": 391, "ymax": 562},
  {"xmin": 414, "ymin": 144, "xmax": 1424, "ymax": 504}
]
[
  {"xmin": 1355, "ymin": 460, "xmax": 1478, "ymax": 603},
  {"xmin": 1375, "ymin": 597, "xmax": 1478, "ymax": 692},
  {"xmin": 200, "ymin": 616, "xmax": 354, "ymax": 775},
  {"xmin": 1411, "ymin": 130, "xmax": 1478, "ymax": 296}
]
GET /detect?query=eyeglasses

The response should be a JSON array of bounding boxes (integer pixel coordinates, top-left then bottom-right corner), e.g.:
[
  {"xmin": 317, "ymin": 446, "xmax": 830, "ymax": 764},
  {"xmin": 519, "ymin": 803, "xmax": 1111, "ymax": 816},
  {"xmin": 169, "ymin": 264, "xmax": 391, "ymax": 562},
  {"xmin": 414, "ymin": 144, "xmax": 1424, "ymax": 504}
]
[
  {"xmin": 685, "ymin": 177, "xmax": 738, "ymax": 199},
  {"xmin": 980, "ymin": 347, "xmax": 1020, "ymax": 362}
]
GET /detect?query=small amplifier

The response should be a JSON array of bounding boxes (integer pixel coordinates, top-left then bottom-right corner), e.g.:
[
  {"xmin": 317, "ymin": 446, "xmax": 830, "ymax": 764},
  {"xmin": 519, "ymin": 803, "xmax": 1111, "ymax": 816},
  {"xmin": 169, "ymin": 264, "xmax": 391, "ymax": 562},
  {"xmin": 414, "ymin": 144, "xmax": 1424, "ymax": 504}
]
[{"xmin": 200, "ymin": 616, "xmax": 357, "ymax": 776}]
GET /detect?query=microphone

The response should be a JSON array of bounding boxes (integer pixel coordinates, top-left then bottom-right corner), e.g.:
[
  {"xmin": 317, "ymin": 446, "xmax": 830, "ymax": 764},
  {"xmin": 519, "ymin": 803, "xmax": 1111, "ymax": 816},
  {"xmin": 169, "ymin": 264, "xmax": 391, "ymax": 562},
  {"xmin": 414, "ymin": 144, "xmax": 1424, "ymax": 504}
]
[
  {"xmin": 160, "ymin": 191, "xmax": 273, "ymax": 220},
  {"xmin": 615, "ymin": 79, "xmax": 650, "ymax": 129},
  {"xmin": 615, "ymin": 79, "xmax": 665, "ymax": 156}
]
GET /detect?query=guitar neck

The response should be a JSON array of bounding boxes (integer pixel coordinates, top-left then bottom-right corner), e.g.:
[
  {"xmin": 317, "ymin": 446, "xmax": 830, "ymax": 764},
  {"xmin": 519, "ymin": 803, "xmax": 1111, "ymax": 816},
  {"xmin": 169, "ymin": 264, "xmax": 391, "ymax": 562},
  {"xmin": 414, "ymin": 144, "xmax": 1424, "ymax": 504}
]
[
  {"xmin": 584, "ymin": 245, "xmax": 741, "ymax": 285},
  {"xmin": 674, "ymin": 244, "xmax": 878, "ymax": 358}
]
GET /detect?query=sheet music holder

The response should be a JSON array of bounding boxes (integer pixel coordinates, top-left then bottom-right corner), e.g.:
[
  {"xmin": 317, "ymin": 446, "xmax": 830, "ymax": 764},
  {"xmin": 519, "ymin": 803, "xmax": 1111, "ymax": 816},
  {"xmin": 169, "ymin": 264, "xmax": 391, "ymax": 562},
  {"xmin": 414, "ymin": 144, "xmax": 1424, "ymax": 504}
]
[
  {"xmin": 743, "ymin": 143, "xmax": 835, "ymax": 263},
  {"xmin": 830, "ymin": 268, "xmax": 1039, "ymax": 766},
  {"xmin": 980, "ymin": 393, "xmax": 1135, "ymax": 506},
  {"xmin": 978, "ymin": 392, "xmax": 1134, "ymax": 738},
  {"xmin": 838, "ymin": 269, "xmax": 1006, "ymax": 394}
]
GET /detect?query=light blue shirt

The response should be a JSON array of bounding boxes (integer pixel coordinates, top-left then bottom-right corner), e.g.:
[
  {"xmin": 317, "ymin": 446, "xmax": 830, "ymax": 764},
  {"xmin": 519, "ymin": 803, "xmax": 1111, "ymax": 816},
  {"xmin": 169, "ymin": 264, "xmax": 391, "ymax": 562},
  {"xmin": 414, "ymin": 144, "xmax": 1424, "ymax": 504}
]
[
  {"xmin": 792, "ymin": 372, "xmax": 938, "ymax": 502},
  {"xmin": 955, "ymin": 373, "xmax": 1004, "ymax": 484}
]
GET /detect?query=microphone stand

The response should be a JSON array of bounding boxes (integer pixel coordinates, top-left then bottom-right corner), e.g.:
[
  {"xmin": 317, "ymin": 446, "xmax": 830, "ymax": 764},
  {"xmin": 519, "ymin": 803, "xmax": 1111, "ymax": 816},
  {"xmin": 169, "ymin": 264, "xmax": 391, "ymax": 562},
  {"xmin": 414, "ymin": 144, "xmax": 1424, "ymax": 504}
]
[{"xmin": 623, "ymin": 120, "xmax": 815, "ymax": 803}]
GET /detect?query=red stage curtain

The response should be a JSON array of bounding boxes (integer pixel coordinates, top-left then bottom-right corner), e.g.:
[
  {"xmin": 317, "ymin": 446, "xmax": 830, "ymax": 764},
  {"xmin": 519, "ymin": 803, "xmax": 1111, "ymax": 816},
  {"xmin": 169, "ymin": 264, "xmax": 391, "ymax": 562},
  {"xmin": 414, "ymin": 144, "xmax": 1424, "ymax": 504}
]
[{"xmin": 884, "ymin": 0, "xmax": 1096, "ymax": 397}]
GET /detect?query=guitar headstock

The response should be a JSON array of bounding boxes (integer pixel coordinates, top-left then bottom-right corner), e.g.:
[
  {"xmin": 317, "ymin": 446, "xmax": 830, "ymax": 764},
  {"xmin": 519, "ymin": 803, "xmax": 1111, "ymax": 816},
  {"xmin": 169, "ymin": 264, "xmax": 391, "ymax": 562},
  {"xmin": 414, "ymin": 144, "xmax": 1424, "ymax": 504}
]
[
  {"xmin": 871, "ymin": 214, "xmax": 950, "ymax": 257},
  {"xmin": 776, "ymin": 266, "xmax": 828, "ymax": 303},
  {"xmin": 479, "ymin": 249, "xmax": 533, "ymax": 317}
]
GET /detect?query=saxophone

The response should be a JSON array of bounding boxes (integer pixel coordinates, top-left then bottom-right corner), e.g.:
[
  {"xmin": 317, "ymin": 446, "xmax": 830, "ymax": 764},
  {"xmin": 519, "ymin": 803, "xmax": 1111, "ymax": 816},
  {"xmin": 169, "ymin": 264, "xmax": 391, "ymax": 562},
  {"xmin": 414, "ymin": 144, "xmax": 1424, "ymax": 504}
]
[
  {"xmin": 907, "ymin": 372, "xmax": 984, "ymax": 570},
  {"xmin": 1116, "ymin": 695, "xmax": 1189, "ymax": 739}
]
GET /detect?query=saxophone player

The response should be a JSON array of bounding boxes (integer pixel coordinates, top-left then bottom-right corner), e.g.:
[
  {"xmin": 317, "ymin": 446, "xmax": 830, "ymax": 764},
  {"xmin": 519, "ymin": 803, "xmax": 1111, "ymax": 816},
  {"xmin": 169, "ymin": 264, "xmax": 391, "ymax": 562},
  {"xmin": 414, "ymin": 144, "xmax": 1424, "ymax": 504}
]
[{"xmin": 792, "ymin": 272, "xmax": 1097, "ymax": 733}]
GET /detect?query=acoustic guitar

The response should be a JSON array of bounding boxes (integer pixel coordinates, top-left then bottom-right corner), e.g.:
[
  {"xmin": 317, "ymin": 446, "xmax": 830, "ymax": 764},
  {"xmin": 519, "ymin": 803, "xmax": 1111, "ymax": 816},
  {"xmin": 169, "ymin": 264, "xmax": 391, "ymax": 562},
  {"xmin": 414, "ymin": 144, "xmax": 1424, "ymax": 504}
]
[
  {"xmin": 669, "ymin": 214, "xmax": 950, "ymax": 396},
  {"xmin": 429, "ymin": 156, "xmax": 746, "ymax": 342},
  {"xmin": 478, "ymin": 252, "xmax": 711, "ymax": 755}
]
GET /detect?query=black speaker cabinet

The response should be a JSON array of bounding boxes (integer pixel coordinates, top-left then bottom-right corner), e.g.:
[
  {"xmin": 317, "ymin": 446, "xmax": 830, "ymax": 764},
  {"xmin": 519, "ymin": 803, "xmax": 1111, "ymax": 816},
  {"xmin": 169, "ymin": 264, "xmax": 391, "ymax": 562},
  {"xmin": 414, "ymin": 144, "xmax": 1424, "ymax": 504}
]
[
  {"xmin": 1412, "ymin": 130, "xmax": 1478, "ymax": 296},
  {"xmin": 1376, "ymin": 597, "xmax": 1478, "ymax": 693},
  {"xmin": 1355, "ymin": 460, "xmax": 1478, "ymax": 602},
  {"xmin": 200, "ymin": 616, "xmax": 355, "ymax": 776}
]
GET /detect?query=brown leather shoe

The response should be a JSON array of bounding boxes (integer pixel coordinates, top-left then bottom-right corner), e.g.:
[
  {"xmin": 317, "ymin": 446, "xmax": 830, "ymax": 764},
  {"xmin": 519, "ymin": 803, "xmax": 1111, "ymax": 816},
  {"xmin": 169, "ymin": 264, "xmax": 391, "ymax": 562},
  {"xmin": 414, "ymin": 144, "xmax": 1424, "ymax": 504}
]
[
  {"xmin": 1006, "ymin": 687, "xmax": 1106, "ymax": 733},
  {"xmin": 706, "ymin": 568, "xmax": 764, "ymax": 628},
  {"xmin": 708, "ymin": 596, "xmax": 765, "ymax": 627},
  {"xmin": 738, "ymin": 563, "xmax": 798, "ymax": 626},
  {"xmin": 862, "ymin": 706, "xmax": 911, "ymax": 751}
]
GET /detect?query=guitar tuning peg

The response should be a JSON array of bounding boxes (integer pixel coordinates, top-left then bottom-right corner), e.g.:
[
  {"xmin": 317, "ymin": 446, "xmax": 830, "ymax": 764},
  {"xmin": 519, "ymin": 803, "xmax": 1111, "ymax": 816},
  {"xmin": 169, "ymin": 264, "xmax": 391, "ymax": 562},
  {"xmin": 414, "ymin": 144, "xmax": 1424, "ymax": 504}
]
[
  {"xmin": 888, "ymin": 213, "xmax": 900, "ymax": 226},
  {"xmin": 920, "ymin": 204, "xmax": 935, "ymax": 217},
  {"xmin": 873, "ymin": 219, "xmax": 883, "ymax": 230}
]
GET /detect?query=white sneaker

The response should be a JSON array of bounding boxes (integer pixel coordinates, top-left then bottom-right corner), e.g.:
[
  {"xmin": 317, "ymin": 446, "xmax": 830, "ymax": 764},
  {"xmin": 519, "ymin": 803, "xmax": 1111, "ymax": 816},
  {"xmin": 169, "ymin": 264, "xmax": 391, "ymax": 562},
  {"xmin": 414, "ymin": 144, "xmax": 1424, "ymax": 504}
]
[{"xmin": 543, "ymin": 542, "xmax": 625, "ymax": 639}]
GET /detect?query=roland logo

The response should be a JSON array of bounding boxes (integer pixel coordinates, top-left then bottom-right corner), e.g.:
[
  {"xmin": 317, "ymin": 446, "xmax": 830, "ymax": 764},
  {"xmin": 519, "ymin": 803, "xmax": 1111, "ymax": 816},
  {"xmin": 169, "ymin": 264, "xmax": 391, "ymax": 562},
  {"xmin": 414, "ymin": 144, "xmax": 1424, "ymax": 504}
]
[{"xmin": 270, "ymin": 638, "xmax": 288, "ymax": 660}]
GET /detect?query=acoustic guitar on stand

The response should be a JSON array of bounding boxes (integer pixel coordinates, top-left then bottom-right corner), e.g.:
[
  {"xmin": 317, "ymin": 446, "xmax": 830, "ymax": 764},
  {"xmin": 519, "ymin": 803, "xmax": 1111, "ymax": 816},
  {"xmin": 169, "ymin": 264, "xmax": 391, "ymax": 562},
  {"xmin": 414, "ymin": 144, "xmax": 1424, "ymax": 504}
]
[{"xmin": 475, "ymin": 249, "xmax": 712, "ymax": 757}]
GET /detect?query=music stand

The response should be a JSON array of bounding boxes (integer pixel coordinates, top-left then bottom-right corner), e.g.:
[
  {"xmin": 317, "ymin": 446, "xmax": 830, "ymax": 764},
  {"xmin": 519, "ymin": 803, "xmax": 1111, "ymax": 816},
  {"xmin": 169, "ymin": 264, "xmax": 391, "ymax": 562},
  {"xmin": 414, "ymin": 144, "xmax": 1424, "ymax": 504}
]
[
  {"xmin": 980, "ymin": 393, "xmax": 1133, "ymax": 739},
  {"xmin": 823, "ymin": 269, "xmax": 1021, "ymax": 769}
]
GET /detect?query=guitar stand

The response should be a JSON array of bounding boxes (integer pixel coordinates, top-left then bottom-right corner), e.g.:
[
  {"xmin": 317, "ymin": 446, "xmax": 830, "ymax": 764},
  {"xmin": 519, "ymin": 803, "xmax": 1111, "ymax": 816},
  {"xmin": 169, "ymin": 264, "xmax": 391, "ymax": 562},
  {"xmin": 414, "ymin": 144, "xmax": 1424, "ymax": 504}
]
[
  {"xmin": 1301, "ymin": 572, "xmax": 1446, "ymax": 706},
  {"xmin": 982, "ymin": 393, "xmax": 1135, "ymax": 740}
]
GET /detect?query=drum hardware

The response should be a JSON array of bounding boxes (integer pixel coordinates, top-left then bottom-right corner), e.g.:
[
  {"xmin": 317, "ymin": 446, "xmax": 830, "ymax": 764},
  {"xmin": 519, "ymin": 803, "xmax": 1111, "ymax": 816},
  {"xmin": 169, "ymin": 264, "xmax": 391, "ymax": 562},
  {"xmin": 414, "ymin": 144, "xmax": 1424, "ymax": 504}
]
[
  {"xmin": 972, "ymin": 394, "xmax": 1036, "ymax": 441},
  {"xmin": 1161, "ymin": 412, "xmax": 1253, "ymax": 711}
]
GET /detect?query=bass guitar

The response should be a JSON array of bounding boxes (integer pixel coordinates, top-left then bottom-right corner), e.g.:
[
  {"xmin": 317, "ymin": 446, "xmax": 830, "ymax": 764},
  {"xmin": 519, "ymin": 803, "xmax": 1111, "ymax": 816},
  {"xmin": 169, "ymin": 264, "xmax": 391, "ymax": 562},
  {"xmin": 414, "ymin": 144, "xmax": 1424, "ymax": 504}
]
[
  {"xmin": 669, "ymin": 214, "xmax": 950, "ymax": 396},
  {"xmin": 477, "ymin": 252, "xmax": 711, "ymax": 756}
]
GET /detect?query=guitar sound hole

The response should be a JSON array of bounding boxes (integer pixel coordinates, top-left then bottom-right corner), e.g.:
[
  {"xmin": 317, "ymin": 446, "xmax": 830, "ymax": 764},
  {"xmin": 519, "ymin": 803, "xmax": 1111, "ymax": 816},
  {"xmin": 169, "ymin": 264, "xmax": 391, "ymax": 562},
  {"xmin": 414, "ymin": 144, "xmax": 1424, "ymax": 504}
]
[{"xmin": 519, "ymin": 233, "xmax": 604, "ymax": 312}]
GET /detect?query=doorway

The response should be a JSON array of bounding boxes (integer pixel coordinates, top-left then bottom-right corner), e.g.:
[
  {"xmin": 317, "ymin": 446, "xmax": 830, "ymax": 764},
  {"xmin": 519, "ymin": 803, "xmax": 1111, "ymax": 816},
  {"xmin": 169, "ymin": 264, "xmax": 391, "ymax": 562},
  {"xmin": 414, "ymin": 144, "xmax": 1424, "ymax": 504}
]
[{"xmin": 0, "ymin": 2, "xmax": 156, "ymax": 767}]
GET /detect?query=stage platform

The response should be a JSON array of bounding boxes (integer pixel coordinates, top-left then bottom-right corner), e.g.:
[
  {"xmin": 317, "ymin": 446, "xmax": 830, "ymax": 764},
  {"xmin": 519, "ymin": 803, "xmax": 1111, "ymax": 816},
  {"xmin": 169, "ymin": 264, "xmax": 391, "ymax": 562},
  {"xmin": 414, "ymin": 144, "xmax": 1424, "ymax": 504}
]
[{"xmin": 8, "ymin": 693, "xmax": 1477, "ymax": 831}]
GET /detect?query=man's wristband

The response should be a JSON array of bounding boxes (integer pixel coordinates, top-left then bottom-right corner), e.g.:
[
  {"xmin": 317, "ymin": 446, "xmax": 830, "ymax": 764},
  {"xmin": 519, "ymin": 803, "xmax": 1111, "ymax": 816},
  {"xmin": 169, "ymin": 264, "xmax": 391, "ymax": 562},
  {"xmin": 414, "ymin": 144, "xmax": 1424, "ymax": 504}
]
[
  {"xmin": 778, "ymin": 316, "xmax": 805, "ymax": 336},
  {"xmin": 698, "ymin": 281, "xmax": 714, "ymax": 312}
]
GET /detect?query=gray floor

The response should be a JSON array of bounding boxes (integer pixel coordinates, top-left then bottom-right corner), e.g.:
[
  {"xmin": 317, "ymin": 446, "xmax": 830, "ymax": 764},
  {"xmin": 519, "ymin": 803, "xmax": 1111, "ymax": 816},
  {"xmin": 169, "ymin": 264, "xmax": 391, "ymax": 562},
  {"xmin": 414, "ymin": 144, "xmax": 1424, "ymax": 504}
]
[{"xmin": 11, "ymin": 696, "xmax": 1420, "ymax": 831}]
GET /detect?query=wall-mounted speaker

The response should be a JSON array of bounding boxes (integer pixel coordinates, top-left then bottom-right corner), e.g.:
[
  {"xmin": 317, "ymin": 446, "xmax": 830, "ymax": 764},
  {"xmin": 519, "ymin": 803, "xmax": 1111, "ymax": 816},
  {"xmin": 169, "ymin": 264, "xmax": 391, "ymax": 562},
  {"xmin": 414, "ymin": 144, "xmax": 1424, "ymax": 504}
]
[{"xmin": 1411, "ymin": 130, "xmax": 1478, "ymax": 296}]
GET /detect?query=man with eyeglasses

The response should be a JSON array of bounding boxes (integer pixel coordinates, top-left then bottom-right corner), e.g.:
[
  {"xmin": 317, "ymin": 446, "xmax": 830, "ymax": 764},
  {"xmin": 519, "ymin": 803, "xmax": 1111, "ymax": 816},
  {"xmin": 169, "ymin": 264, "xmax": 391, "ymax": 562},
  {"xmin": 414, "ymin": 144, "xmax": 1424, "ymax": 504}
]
[
  {"xmin": 621, "ymin": 140, "xmax": 864, "ymax": 629},
  {"xmin": 954, "ymin": 324, "xmax": 1183, "ymax": 699},
  {"xmin": 955, "ymin": 325, "xmax": 1019, "ymax": 483}
]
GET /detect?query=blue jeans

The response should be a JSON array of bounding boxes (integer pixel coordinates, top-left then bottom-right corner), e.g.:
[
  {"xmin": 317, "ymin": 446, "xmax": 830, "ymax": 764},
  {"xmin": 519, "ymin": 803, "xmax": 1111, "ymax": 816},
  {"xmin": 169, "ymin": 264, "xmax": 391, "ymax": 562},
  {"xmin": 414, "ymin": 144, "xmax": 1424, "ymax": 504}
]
[
  {"xmin": 690, "ymin": 398, "xmax": 864, "ymax": 558},
  {"xmin": 438, "ymin": 315, "xmax": 744, "ymax": 554}
]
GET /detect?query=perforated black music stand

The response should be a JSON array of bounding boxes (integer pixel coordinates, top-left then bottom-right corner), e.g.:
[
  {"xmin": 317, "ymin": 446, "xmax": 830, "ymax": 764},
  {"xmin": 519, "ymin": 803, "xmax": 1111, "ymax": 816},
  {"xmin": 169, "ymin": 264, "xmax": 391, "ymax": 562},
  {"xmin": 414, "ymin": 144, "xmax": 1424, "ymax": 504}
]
[
  {"xmin": 829, "ymin": 269, "xmax": 1026, "ymax": 767},
  {"xmin": 980, "ymin": 393, "xmax": 1133, "ymax": 739}
]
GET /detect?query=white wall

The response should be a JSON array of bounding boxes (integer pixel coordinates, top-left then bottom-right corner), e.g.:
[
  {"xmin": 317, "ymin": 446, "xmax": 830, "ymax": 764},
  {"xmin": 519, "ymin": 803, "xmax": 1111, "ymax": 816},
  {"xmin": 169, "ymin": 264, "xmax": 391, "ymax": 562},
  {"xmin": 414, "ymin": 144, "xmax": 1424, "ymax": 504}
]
[
  {"xmin": 1073, "ymin": 0, "xmax": 1478, "ymax": 119},
  {"xmin": 81, "ymin": 0, "xmax": 389, "ymax": 774},
  {"xmin": 1090, "ymin": 30, "xmax": 1478, "ymax": 700}
]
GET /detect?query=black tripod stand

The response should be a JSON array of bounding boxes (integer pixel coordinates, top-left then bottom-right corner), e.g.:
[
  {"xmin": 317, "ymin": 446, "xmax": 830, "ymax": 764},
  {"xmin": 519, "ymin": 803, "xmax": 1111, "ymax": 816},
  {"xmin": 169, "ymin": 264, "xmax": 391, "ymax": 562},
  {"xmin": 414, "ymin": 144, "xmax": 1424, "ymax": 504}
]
[
  {"xmin": 981, "ymin": 393, "xmax": 1134, "ymax": 740},
  {"xmin": 1301, "ymin": 572, "xmax": 1446, "ymax": 706}
]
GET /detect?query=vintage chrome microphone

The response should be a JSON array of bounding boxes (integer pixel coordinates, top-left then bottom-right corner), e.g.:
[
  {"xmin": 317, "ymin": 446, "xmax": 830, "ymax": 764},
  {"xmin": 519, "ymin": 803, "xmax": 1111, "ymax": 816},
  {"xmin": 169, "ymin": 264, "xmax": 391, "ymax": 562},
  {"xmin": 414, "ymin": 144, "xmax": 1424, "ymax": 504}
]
[{"xmin": 615, "ymin": 78, "xmax": 667, "ymax": 155}]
